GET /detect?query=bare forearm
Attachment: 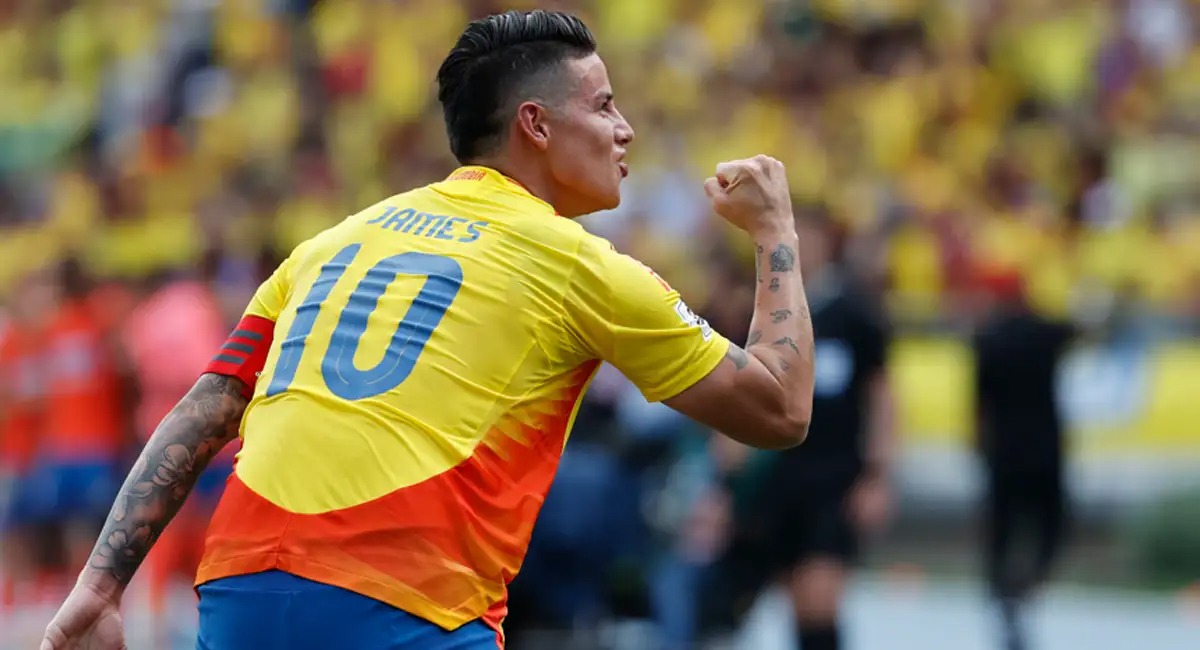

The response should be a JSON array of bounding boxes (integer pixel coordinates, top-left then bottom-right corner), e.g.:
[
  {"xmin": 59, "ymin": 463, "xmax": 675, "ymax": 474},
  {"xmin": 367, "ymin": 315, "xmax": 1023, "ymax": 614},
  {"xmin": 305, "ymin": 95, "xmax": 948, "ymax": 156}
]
[
  {"xmin": 80, "ymin": 373, "xmax": 247, "ymax": 597},
  {"xmin": 743, "ymin": 230, "xmax": 815, "ymax": 410}
]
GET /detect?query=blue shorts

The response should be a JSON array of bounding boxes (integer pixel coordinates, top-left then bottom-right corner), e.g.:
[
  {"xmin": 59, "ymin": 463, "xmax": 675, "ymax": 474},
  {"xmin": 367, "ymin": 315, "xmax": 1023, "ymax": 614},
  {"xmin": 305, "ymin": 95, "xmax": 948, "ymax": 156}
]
[
  {"xmin": 197, "ymin": 570, "xmax": 501, "ymax": 650},
  {"xmin": 5, "ymin": 459, "xmax": 119, "ymax": 526},
  {"xmin": 2, "ymin": 468, "xmax": 28, "ymax": 529}
]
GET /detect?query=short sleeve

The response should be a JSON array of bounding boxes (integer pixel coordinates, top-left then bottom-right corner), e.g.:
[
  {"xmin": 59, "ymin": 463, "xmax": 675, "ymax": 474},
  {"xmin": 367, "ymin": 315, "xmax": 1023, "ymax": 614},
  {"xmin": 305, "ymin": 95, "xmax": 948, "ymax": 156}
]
[
  {"xmin": 244, "ymin": 256, "xmax": 292, "ymax": 321},
  {"xmin": 564, "ymin": 238, "xmax": 730, "ymax": 403},
  {"xmin": 204, "ymin": 257, "xmax": 293, "ymax": 398}
]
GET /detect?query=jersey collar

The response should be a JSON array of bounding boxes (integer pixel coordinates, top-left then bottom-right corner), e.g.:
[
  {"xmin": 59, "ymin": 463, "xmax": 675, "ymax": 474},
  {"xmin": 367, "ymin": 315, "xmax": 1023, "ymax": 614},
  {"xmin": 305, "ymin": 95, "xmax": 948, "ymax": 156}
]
[{"xmin": 443, "ymin": 166, "xmax": 560, "ymax": 216}]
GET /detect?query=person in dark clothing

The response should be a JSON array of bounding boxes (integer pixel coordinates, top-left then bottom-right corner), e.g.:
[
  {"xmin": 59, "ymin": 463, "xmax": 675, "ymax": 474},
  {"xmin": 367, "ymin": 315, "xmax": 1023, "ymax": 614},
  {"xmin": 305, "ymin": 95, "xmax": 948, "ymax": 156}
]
[
  {"xmin": 712, "ymin": 208, "xmax": 895, "ymax": 650},
  {"xmin": 972, "ymin": 270, "xmax": 1076, "ymax": 650}
]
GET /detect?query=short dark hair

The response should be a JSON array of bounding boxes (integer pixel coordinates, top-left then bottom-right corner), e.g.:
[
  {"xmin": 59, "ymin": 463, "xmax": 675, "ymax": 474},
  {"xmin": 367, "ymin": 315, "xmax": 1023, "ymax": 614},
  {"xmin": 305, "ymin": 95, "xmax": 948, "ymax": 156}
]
[{"xmin": 436, "ymin": 10, "xmax": 596, "ymax": 163}]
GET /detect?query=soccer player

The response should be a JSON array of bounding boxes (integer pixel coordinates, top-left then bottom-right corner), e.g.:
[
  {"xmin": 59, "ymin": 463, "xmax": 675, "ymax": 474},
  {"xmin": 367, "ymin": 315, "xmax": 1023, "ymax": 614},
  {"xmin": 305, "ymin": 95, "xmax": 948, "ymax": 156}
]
[{"xmin": 41, "ymin": 10, "xmax": 815, "ymax": 650}]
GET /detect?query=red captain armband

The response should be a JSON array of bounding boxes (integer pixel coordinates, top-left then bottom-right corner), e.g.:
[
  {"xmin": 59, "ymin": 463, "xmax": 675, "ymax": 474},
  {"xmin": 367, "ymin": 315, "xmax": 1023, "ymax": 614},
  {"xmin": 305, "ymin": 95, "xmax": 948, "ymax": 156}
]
[{"xmin": 205, "ymin": 315, "xmax": 276, "ymax": 400}]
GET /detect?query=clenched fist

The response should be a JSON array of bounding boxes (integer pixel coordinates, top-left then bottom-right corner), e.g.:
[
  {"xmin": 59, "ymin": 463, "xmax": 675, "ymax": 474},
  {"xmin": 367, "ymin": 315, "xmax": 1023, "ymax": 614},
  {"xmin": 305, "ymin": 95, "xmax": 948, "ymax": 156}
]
[{"xmin": 703, "ymin": 155, "xmax": 794, "ymax": 235}]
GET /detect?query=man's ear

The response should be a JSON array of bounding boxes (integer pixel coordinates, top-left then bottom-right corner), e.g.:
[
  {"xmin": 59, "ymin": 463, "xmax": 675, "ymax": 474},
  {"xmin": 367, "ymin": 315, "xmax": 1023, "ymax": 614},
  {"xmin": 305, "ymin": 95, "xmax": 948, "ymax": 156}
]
[{"xmin": 515, "ymin": 101, "xmax": 551, "ymax": 151}]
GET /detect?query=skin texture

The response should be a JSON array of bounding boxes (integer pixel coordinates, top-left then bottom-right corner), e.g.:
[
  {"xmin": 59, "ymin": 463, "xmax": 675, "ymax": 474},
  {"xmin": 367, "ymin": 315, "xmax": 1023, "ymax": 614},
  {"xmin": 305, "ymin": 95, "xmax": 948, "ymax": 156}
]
[{"xmin": 539, "ymin": 55, "xmax": 633, "ymax": 216}]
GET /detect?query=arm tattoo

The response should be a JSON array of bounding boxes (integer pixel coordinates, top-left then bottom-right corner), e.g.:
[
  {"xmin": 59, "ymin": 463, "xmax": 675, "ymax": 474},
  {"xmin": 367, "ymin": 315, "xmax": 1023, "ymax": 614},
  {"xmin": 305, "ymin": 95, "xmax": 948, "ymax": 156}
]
[
  {"xmin": 746, "ymin": 330, "xmax": 763, "ymax": 346},
  {"xmin": 89, "ymin": 374, "xmax": 247, "ymax": 586},
  {"xmin": 772, "ymin": 336, "xmax": 802, "ymax": 356},
  {"xmin": 768, "ymin": 277, "xmax": 780, "ymax": 293},
  {"xmin": 755, "ymin": 245, "xmax": 764, "ymax": 284},
  {"xmin": 769, "ymin": 244, "xmax": 796, "ymax": 273},
  {"xmin": 770, "ymin": 309, "xmax": 792, "ymax": 324},
  {"xmin": 726, "ymin": 344, "xmax": 750, "ymax": 370}
]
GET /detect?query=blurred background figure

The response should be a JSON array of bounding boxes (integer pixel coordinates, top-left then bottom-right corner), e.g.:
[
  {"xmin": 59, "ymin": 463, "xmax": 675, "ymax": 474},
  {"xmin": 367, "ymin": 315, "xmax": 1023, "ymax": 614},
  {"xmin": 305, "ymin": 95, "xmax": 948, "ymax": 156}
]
[
  {"xmin": 710, "ymin": 207, "xmax": 895, "ymax": 650},
  {"xmin": 784, "ymin": 209, "xmax": 895, "ymax": 650},
  {"xmin": 25, "ymin": 259, "xmax": 132, "ymax": 595},
  {"xmin": 2, "ymin": 0, "xmax": 1200, "ymax": 648},
  {"xmin": 645, "ymin": 255, "xmax": 755, "ymax": 650},
  {"xmin": 973, "ymin": 270, "xmax": 1077, "ymax": 650},
  {"xmin": 0, "ymin": 271, "xmax": 54, "ymax": 614},
  {"xmin": 120, "ymin": 247, "xmax": 231, "ymax": 644}
]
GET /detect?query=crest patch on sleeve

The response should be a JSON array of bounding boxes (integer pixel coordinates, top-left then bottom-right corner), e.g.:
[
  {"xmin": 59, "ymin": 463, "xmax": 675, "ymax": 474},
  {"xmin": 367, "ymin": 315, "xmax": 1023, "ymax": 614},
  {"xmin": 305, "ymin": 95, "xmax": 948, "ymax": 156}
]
[{"xmin": 673, "ymin": 299, "xmax": 713, "ymax": 341}]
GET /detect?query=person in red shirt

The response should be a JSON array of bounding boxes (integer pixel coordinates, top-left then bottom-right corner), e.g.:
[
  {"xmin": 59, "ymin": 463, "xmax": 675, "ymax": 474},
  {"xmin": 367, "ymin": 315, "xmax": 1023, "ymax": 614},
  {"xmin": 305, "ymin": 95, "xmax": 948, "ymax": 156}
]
[
  {"xmin": 121, "ymin": 254, "xmax": 232, "ymax": 629},
  {"xmin": 0, "ymin": 271, "xmax": 54, "ymax": 608},
  {"xmin": 23, "ymin": 261, "xmax": 131, "ymax": 580}
]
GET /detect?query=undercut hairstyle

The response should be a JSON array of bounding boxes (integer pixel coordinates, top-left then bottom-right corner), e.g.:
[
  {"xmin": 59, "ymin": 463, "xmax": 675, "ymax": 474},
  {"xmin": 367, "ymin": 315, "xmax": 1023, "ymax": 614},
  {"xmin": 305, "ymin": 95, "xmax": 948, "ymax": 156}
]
[{"xmin": 436, "ymin": 10, "xmax": 597, "ymax": 163}]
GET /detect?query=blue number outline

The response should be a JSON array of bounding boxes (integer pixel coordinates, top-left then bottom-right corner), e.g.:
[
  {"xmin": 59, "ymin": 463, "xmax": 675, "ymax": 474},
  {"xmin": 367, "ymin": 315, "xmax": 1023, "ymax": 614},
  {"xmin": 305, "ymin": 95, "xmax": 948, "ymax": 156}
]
[{"xmin": 266, "ymin": 244, "xmax": 463, "ymax": 400}]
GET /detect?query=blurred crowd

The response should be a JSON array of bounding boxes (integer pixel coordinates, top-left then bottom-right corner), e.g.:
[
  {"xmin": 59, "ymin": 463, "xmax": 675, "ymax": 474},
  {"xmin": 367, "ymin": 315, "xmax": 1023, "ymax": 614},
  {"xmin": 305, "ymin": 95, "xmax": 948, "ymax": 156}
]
[
  {"xmin": 2, "ymin": 0, "xmax": 1200, "ymax": 648},
  {"xmin": 1, "ymin": 0, "xmax": 1200, "ymax": 324}
]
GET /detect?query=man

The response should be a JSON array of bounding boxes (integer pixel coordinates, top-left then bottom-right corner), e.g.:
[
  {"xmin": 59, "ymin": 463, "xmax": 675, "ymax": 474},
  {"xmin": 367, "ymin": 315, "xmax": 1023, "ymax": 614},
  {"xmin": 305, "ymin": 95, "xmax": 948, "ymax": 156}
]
[
  {"xmin": 42, "ymin": 10, "xmax": 815, "ymax": 650},
  {"xmin": 716, "ymin": 209, "xmax": 894, "ymax": 650},
  {"xmin": 973, "ymin": 270, "xmax": 1075, "ymax": 650}
]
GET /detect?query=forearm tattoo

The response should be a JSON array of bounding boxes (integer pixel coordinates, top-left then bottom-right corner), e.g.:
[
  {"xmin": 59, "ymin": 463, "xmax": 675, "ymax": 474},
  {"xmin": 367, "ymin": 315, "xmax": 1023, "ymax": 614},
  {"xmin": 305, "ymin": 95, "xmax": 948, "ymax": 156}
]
[
  {"xmin": 89, "ymin": 374, "xmax": 247, "ymax": 585},
  {"xmin": 769, "ymin": 244, "xmax": 796, "ymax": 273},
  {"xmin": 772, "ymin": 336, "xmax": 802, "ymax": 356},
  {"xmin": 726, "ymin": 344, "xmax": 751, "ymax": 370}
]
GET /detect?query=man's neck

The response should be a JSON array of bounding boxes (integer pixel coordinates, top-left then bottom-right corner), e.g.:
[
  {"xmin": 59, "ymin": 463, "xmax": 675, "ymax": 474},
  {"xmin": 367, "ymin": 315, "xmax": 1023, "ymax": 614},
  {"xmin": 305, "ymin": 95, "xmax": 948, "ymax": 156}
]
[{"xmin": 472, "ymin": 159, "xmax": 553, "ymax": 204}]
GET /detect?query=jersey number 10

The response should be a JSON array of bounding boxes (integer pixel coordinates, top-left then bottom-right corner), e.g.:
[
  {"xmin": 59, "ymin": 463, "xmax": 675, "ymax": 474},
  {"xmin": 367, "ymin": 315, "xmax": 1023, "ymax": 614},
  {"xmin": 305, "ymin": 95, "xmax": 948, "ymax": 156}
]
[{"xmin": 265, "ymin": 243, "xmax": 463, "ymax": 400}]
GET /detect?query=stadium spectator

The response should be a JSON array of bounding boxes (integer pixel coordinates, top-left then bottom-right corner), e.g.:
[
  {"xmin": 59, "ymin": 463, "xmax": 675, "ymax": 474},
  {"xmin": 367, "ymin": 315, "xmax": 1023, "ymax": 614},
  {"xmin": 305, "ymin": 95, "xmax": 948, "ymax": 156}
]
[
  {"xmin": 29, "ymin": 259, "xmax": 131, "ymax": 588},
  {"xmin": 0, "ymin": 271, "xmax": 54, "ymax": 611}
]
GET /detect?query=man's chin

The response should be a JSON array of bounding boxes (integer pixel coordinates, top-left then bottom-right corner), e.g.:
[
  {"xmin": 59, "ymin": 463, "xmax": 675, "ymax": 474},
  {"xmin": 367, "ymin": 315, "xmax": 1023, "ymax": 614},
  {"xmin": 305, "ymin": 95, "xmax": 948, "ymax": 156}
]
[
  {"xmin": 570, "ymin": 195, "xmax": 621, "ymax": 218},
  {"xmin": 603, "ymin": 183, "xmax": 625, "ymax": 208}
]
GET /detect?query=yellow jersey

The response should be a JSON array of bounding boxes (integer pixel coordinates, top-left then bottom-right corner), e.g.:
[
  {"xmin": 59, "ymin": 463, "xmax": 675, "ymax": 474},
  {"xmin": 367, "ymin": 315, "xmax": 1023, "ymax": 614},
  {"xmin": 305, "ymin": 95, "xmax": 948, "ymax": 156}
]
[{"xmin": 197, "ymin": 166, "xmax": 730, "ymax": 632}]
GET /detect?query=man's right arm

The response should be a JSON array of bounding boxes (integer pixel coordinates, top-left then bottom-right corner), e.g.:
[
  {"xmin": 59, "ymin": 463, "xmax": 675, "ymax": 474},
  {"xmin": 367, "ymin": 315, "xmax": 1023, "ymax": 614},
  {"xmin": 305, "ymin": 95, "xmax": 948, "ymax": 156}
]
[{"xmin": 665, "ymin": 226, "xmax": 814, "ymax": 449}]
